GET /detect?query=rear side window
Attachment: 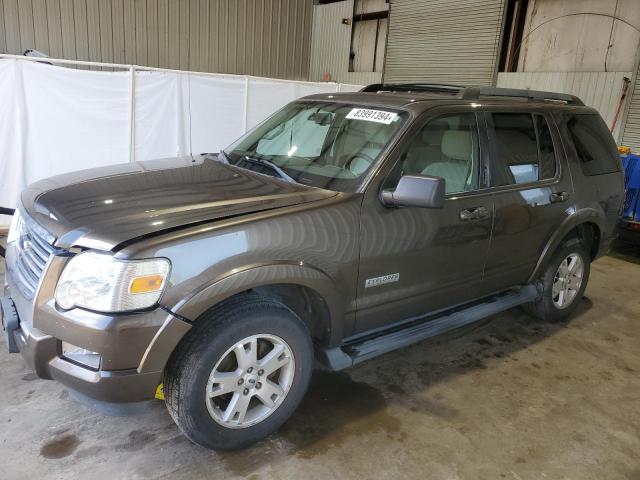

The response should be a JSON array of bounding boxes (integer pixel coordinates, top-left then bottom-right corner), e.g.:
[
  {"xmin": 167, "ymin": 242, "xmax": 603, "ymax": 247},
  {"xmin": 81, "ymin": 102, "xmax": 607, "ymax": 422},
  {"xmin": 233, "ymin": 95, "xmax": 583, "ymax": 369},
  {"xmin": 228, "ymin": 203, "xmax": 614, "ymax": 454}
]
[
  {"xmin": 487, "ymin": 113, "xmax": 558, "ymax": 186},
  {"xmin": 565, "ymin": 114, "xmax": 620, "ymax": 176}
]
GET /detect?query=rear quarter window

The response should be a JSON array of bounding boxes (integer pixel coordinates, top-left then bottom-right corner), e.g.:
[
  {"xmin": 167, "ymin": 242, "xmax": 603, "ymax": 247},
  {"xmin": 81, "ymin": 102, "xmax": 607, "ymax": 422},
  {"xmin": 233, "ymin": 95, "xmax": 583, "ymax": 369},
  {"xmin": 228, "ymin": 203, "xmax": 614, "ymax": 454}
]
[{"xmin": 564, "ymin": 114, "xmax": 621, "ymax": 176}]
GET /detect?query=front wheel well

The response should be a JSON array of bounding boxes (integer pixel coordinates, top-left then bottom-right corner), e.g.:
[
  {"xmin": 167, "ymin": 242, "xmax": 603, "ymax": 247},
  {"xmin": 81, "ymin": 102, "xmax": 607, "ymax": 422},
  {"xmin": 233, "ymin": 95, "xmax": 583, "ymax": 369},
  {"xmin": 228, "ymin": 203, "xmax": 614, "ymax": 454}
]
[{"xmin": 203, "ymin": 284, "xmax": 333, "ymax": 346}]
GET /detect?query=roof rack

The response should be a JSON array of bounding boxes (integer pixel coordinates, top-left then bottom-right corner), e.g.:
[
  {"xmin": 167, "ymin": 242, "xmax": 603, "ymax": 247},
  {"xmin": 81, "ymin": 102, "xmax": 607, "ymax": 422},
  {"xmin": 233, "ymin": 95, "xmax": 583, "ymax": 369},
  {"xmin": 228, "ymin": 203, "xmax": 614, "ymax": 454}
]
[
  {"xmin": 360, "ymin": 83, "xmax": 465, "ymax": 94},
  {"xmin": 458, "ymin": 86, "xmax": 584, "ymax": 106},
  {"xmin": 360, "ymin": 83, "xmax": 584, "ymax": 106}
]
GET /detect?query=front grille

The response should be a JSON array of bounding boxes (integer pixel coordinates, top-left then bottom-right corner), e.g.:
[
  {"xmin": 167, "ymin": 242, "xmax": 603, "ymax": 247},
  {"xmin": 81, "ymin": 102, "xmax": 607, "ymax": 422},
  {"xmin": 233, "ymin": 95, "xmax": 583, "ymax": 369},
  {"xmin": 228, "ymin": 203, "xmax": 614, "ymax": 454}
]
[{"xmin": 12, "ymin": 212, "xmax": 57, "ymax": 300}]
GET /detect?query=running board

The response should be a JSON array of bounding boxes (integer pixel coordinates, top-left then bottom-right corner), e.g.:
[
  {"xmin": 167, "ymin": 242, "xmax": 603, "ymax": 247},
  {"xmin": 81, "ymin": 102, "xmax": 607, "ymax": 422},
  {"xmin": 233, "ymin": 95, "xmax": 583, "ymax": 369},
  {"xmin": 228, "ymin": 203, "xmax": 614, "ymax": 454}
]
[{"xmin": 318, "ymin": 285, "xmax": 538, "ymax": 371}]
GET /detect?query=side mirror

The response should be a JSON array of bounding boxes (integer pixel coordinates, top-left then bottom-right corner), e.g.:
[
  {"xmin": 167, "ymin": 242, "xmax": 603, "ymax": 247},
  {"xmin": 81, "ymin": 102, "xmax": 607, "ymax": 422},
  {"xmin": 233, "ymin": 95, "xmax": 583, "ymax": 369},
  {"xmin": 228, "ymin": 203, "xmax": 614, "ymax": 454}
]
[{"xmin": 381, "ymin": 175, "xmax": 445, "ymax": 208}]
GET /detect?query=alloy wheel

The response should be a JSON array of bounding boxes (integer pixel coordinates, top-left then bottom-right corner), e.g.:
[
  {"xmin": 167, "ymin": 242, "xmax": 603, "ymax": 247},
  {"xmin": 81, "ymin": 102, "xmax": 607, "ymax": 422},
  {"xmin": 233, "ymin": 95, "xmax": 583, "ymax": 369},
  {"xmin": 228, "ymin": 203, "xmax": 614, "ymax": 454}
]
[
  {"xmin": 205, "ymin": 334, "xmax": 295, "ymax": 429},
  {"xmin": 552, "ymin": 253, "xmax": 584, "ymax": 309}
]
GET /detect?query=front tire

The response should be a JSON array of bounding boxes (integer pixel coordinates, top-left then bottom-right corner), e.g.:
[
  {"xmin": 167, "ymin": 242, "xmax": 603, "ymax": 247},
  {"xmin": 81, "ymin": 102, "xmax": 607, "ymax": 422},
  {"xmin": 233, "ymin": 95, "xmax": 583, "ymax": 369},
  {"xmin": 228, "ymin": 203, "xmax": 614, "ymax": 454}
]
[
  {"xmin": 524, "ymin": 238, "xmax": 591, "ymax": 322},
  {"xmin": 163, "ymin": 295, "xmax": 313, "ymax": 450}
]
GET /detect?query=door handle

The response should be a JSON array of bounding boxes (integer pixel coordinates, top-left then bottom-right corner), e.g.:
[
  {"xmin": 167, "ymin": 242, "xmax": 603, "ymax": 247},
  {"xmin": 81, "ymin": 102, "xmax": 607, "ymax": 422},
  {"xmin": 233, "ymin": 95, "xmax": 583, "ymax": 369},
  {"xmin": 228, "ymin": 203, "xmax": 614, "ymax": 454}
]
[
  {"xmin": 550, "ymin": 191, "xmax": 570, "ymax": 203},
  {"xmin": 460, "ymin": 206, "xmax": 489, "ymax": 221}
]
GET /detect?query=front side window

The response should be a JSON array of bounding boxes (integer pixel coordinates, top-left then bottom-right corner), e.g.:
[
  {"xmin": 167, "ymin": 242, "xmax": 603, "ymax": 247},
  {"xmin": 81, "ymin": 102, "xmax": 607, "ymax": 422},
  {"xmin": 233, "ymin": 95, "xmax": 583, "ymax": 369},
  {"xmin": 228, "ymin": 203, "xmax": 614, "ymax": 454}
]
[
  {"xmin": 392, "ymin": 113, "xmax": 480, "ymax": 194},
  {"xmin": 564, "ymin": 113, "xmax": 621, "ymax": 176},
  {"xmin": 224, "ymin": 102, "xmax": 407, "ymax": 192},
  {"xmin": 488, "ymin": 112, "xmax": 558, "ymax": 186}
]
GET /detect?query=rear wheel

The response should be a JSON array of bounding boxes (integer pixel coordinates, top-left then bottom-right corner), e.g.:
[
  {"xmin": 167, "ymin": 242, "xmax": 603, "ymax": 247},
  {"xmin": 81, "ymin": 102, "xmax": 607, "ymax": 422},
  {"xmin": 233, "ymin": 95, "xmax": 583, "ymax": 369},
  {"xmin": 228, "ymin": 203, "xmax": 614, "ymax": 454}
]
[
  {"xmin": 163, "ymin": 295, "xmax": 313, "ymax": 450},
  {"xmin": 524, "ymin": 239, "xmax": 591, "ymax": 322}
]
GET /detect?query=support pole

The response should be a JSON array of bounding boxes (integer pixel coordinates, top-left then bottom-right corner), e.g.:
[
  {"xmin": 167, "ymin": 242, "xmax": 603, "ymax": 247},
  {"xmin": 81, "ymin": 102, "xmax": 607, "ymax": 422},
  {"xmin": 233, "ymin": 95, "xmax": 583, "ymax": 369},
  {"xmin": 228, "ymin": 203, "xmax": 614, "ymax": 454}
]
[
  {"xmin": 129, "ymin": 66, "xmax": 136, "ymax": 163},
  {"xmin": 243, "ymin": 76, "xmax": 249, "ymax": 133}
]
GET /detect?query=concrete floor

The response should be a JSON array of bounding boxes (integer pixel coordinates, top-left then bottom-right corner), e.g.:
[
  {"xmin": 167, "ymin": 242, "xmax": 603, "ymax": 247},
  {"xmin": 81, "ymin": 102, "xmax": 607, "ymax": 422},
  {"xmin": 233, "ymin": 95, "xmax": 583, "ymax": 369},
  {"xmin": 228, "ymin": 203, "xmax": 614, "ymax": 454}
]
[{"xmin": 1, "ymin": 241, "xmax": 640, "ymax": 480}]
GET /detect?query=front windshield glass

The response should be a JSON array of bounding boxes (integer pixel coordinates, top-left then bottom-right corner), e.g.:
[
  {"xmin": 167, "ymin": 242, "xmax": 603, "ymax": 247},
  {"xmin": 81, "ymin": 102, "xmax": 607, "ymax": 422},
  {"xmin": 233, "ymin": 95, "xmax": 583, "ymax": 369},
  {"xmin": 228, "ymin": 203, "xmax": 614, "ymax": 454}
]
[{"xmin": 223, "ymin": 101, "xmax": 407, "ymax": 192}]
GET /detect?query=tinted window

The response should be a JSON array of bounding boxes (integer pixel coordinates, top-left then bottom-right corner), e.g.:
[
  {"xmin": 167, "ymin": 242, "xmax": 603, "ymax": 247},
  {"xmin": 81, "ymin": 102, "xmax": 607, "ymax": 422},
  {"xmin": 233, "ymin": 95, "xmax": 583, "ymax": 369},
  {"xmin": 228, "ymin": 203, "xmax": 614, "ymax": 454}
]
[
  {"xmin": 489, "ymin": 113, "xmax": 558, "ymax": 186},
  {"xmin": 395, "ymin": 113, "xmax": 480, "ymax": 194},
  {"xmin": 535, "ymin": 114, "xmax": 557, "ymax": 180},
  {"xmin": 565, "ymin": 114, "xmax": 621, "ymax": 176},
  {"xmin": 225, "ymin": 102, "xmax": 407, "ymax": 192}
]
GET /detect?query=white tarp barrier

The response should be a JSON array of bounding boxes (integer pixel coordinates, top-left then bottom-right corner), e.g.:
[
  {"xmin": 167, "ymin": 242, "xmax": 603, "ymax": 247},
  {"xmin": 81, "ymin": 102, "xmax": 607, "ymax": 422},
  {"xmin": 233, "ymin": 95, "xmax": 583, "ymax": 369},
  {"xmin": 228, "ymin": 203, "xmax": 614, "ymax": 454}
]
[
  {"xmin": 0, "ymin": 57, "xmax": 362, "ymax": 226},
  {"xmin": 0, "ymin": 60, "xmax": 131, "ymax": 219},
  {"xmin": 134, "ymin": 71, "xmax": 190, "ymax": 161}
]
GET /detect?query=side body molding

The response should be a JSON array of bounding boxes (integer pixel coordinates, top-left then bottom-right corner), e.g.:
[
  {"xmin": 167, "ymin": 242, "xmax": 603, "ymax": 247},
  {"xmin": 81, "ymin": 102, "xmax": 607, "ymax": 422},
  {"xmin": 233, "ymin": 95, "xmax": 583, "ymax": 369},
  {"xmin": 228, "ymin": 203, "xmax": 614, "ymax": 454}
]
[{"xmin": 527, "ymin": 208, "xmax": 604, "ymax": 283}]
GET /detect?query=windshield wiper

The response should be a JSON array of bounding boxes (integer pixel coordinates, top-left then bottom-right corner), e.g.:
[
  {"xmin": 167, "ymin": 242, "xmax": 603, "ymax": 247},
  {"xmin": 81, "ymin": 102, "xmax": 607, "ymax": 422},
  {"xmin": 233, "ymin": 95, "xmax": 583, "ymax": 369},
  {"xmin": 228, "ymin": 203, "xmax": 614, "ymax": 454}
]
[
  {"xmin": 216, "ymin": 150, "xmax": 231, "ymax": 164},
  {"xmin": 239, "ymin": 155, "xmax": 297, "ymax": 184}
]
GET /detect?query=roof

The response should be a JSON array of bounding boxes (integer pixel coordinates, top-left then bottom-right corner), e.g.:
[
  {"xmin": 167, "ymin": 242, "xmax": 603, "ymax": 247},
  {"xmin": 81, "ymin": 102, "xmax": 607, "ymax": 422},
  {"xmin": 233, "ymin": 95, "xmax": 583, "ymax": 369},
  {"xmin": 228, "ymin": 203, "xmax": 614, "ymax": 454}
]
[{"xmin": 300, "ymin": 84, "xmax": 590, "ymax": 114}]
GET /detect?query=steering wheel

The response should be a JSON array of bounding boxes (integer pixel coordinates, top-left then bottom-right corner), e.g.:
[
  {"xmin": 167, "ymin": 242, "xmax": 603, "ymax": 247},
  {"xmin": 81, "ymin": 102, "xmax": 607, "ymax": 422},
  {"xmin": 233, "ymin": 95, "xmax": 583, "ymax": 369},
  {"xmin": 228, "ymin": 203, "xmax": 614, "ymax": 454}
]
[{"xmin": 346, "ymin": 153, "xmax": 376, "ymax": 176}]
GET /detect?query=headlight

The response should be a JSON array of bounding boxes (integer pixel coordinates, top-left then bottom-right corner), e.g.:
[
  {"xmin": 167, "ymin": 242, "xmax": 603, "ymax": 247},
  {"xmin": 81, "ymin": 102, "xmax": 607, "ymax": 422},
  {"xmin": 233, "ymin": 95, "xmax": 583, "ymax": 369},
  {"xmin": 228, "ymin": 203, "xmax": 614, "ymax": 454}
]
[
  {"xmin": 55, "ymin": 251, "xmax": 171, "ymax": 312},
  {"xmin": 7, "ymin": 209, "xmax": 24, "ymax": 244}
]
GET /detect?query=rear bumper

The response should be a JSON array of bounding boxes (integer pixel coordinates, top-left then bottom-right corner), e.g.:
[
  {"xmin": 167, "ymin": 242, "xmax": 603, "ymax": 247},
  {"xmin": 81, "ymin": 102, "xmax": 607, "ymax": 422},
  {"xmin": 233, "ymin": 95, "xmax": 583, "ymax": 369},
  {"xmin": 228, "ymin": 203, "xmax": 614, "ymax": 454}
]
[{"xmin": 618, "ymin": 221, "xmax": 640, "ymax": 244}]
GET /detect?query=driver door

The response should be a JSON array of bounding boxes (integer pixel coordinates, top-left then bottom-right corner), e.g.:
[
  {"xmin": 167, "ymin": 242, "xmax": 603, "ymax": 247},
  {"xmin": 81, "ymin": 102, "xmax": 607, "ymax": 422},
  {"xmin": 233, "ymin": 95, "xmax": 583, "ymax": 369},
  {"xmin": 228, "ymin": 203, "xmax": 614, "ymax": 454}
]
[{"xmin": 354, "ymin": 108, "xmax": 494, "ymax": 334}]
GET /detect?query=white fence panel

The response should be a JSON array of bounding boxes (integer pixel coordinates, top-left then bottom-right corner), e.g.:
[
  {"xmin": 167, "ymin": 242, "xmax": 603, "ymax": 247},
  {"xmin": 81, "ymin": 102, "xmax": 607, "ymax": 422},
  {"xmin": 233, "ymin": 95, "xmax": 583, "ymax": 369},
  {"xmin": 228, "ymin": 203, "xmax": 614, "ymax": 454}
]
[
  {"xmin": 0, "ymin": 55, "xmax": 363, "ymax": 226},
  {"xmin": 134, "ymin": 71, "xmax": 190, "ymax": 161},
  {"xmin": 188, "ymin": 75, "xmax": 246, "ymax": 155}
]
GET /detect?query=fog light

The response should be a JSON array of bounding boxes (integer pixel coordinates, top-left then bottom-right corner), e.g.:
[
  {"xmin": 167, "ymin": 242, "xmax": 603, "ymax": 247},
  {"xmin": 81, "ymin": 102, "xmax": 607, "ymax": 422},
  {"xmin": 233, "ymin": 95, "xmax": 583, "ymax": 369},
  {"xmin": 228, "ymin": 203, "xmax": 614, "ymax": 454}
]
[{"xmin": 62, "ymin": 342, "xmax": 101, "ymax": 370}]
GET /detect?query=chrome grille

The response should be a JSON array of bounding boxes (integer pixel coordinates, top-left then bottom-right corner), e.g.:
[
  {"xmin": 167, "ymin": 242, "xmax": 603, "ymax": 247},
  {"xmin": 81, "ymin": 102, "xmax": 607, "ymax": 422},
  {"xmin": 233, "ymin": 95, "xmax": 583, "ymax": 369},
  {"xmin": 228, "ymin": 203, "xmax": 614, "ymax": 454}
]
[{"xmin": 12, "ymin": 212, "xmax": 57, "ymax": 300}]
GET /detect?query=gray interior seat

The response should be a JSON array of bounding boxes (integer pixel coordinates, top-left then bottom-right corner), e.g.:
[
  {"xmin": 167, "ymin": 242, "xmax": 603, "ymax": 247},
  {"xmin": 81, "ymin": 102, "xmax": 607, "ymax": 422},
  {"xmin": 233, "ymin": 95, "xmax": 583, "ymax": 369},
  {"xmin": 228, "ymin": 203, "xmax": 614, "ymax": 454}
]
[
  {"xmin": 422, "ymin": 130, "xmax": 473, "ymax": 194},
  {"xmin": 404, "ymin": 125, "xmax": 446, "ymax": 174}
]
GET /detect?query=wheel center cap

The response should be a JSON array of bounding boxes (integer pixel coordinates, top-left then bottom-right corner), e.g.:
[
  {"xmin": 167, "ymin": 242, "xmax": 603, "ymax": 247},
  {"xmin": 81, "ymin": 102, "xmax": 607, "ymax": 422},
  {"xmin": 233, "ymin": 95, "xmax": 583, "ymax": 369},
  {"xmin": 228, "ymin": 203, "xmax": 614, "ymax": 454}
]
[{"xmin": 244, "ymin": 373, "xmax": 258, "ymax": 386}]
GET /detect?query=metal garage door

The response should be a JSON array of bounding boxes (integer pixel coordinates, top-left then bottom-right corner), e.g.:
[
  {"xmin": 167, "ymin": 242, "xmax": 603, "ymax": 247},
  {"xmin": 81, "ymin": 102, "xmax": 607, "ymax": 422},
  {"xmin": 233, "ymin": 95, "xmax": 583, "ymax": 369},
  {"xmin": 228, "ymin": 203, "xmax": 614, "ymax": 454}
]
[
  {"xmin": 308, "ymin": 0, "xmax": 383, "ymax": 85},
  {"xmin": 309, "ymin": 0, "xmax": 354, "ymax": 82},
  {"xmin": 384, "ymin": 0, "xmax": 506, "ymax": 85},
  {"xmin": 623, "ymin": 65, "xmax": 640, "ymax": 153}
]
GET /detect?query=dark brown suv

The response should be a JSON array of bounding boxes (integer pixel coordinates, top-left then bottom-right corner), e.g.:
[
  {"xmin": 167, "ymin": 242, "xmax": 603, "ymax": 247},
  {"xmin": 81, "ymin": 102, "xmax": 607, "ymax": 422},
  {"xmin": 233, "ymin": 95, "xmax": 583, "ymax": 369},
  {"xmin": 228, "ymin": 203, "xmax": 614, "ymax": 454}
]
[{"xmin": 1, "ymin": 84, "xmax": 624, "ymax": 450}]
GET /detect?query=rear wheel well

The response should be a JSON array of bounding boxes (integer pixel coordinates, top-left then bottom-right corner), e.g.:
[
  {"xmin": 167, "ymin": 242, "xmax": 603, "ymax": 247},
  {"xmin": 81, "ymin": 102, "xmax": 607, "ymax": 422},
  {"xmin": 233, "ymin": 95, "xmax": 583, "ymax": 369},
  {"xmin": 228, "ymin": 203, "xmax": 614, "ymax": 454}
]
[
  {"xmin": 206, "ymin": 285, "xmax": 332, "ymax": 346},
  {"xmin": 559, "ymin": 222, "xmax": 600, "ymax": 260}
]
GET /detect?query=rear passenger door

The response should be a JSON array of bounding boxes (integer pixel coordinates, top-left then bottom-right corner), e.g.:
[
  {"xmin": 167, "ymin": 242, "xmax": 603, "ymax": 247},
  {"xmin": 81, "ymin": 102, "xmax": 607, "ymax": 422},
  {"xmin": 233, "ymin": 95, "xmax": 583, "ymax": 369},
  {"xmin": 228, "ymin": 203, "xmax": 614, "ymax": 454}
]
[{"xmin": 481, "ymin": 109, "xmax": 574, "ymax": 292}]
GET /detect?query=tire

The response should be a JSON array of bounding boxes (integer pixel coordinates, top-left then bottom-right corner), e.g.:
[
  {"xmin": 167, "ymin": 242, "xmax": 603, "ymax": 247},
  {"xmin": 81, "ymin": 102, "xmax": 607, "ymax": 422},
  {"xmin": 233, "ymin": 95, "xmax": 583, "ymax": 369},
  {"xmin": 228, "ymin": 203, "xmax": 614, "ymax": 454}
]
[
  {"xmin": 163, "ymin": 294, "xmax": 313, "ymax": 450},
  {"xmin": 523, "ymin": 238, "xmax": 591, "ymax": 322}
]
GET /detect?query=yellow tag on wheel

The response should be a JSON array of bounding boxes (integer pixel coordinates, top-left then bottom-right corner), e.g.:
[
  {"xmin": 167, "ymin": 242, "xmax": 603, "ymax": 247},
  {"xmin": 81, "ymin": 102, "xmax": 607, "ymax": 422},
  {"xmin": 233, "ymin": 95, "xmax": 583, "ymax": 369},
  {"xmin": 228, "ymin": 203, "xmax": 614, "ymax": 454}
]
[{"xmin": 155, "ymin": 383, "xmax": 165, "ymax": 400}]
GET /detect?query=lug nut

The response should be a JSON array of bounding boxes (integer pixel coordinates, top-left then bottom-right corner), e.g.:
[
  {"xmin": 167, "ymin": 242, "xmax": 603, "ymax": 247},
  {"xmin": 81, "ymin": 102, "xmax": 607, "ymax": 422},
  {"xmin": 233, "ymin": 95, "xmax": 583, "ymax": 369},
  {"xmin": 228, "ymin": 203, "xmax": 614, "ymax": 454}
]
[
  {"xmin": 258, "ymin": 369, "xmax": 264, "ymax": 376},
  {"xmin": 243, "ymin": 388, "xmax": 249, "ymax": 395},
  {"xmin": 256, "ymin": 382, "xmax": 262, "ymax": 389},
  {"xmin": 247, "ymin": 367, "xmax": 253, "ymax": 373},
  {"xmin": 237, "ymin": 378, "xmax": 244, "ymax": 385}
]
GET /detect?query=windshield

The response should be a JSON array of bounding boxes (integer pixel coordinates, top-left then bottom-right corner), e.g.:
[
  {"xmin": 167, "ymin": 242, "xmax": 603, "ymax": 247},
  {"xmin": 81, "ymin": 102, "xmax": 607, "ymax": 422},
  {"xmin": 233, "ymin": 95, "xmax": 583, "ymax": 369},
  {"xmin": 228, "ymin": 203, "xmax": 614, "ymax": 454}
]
[{"xmin": 223, "ymin": 101, "xmax": 407, "ymax": 192}]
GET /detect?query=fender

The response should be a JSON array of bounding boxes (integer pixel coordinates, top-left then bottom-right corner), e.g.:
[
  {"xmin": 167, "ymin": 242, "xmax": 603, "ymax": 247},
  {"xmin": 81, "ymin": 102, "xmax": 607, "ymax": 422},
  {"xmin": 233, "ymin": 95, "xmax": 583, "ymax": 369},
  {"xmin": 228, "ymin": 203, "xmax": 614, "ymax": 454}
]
[
  {"xmin": 175, "ymin": 262, "xmax": 344, "ymax": 326},
  {"xmin": 527, "ymin": 207, "xmax": 604, "ymax": 283},
  {"xmin": 138, "ymin": 262, "xmax": 345, "ymax": 374}
]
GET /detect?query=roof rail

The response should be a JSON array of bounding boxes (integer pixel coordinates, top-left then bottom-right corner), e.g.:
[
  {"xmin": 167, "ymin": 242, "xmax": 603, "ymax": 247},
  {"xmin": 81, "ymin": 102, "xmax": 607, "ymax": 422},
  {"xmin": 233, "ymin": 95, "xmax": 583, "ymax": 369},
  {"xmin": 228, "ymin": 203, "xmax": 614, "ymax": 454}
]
[
  {"xmin": 459, "ymin": 86, "xmax": 584, "ymax": 106},
  {"xmin": 360, "ymin": 83, "xmax": 465, "ymax": 94},
  {"xmin": 360, "ymin": 83, "xmax": 585, "ymax": 106}
]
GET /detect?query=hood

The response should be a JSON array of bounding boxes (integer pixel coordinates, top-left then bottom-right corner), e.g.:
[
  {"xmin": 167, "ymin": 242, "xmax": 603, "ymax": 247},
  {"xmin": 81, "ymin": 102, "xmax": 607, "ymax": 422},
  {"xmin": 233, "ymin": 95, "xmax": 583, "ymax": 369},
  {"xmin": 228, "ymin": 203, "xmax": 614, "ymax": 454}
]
[{"xmin": 22, "ymin": 156, "xmax": 335, "ymax": 250}]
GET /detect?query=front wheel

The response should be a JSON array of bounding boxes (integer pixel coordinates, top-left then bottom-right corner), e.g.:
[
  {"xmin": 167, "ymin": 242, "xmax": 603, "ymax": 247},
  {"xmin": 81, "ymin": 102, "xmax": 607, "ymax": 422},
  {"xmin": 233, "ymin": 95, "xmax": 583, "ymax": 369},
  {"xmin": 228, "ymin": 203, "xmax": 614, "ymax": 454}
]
[
  {"xmin": 524, "ymin": 239, "xmax": 591, "ymax": 322},
  {"xmin": 163, "ymin": 295, "xmax": 313, "ymax": 450}
]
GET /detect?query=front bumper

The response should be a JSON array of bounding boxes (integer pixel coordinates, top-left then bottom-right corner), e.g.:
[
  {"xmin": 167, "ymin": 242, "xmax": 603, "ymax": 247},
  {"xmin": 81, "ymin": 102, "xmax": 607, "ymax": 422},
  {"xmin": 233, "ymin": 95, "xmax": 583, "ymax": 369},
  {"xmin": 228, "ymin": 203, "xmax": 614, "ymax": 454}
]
[
  {"xmin": 3, "ymin": 244, "xmax": 192, "ymax": 403},
  {"xmin": 2, "ymin": 287, "xmax": 175, "ymax": 402},
  {"xmin": 12, "ymin": 319, "xmax": 164, "ymax": 403}
]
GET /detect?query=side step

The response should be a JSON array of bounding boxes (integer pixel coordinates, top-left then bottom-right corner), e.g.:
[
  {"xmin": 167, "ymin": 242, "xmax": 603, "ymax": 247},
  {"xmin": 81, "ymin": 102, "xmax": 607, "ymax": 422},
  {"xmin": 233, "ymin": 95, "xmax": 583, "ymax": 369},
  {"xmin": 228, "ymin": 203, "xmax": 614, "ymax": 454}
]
[{"xmin": 319, "ymin": 285, "xmax": 539, "ymax": 371}]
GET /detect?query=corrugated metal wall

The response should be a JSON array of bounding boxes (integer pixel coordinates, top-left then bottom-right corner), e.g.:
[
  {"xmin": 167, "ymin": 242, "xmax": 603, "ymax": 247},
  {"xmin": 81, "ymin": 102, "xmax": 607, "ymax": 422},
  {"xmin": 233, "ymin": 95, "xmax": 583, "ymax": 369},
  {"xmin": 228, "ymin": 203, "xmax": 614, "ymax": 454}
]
[
  {"xmin": 498, "ymin": 71, "xmax": 632, "ymax": 141},
  {"xmin": 0, "ymin": 0, "xmax": 313, "ymax": 80},
  {"xmin": 622, "ymin": 63, "xmax": 640, "ymax": 153},
  {"xmin": 308, "ymin": 0, "xmax": 382, "ymax": 85},
  {"xmin": 384, "ymin": 0, "xmax": 506, "ymax": 85}
]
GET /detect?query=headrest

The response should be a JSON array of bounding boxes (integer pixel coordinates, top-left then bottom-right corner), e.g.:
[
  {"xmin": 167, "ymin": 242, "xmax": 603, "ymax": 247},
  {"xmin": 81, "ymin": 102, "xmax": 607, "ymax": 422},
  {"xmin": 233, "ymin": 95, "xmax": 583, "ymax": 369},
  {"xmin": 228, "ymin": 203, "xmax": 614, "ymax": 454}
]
[
  {"xmin": 421, "ymin": 125, "xmax": 446, "ymax": 145},
  {"xmin": 441, "ymin": 130, "xmax": 472, "ymax": 161}
]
